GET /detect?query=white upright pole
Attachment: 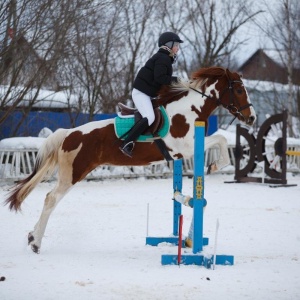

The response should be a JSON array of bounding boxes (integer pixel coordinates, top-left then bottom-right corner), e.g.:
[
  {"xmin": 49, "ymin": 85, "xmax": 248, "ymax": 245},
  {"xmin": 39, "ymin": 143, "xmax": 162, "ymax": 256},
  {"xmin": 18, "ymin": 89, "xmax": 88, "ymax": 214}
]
[
  {"xmin": 212, "ymin": 218, "xmax": 220, "ymax": 270},
  {"xmin": 146, "ymin": 203, "xmax": 150, "ymax": 236}
]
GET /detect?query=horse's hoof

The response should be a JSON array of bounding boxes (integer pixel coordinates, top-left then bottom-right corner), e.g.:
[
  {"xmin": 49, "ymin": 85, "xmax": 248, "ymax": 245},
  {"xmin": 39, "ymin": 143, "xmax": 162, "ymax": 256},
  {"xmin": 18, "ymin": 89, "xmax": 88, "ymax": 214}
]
[
  {"xmin": 31, "ymin": 244, "xmax": 40, "ymax": 254},
  {"xmin": 185, "ymin": 237, "xmax": 192, "ymax": 248},
  {"xmin": 207, "ymin": 162, "xmax": 217, "ymax": 175},
  {"xmin": 28, "ymin": 233, "xmax": 40, "ymax": 254},
  {"xmin": 28, "ymin": 233, "xmax": 34, "ymax": 245}
]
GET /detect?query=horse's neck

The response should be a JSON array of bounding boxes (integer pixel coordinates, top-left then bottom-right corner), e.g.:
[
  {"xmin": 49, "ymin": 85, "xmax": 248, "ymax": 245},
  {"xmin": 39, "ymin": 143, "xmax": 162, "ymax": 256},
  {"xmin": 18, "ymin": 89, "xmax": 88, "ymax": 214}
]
[
  {"xmin": 163, "ymin": 84, "xmax": 218, "ymax": 157},
  {"xmin": 164, "ymin": 84, "xmax": 217, "ymax": 127}
]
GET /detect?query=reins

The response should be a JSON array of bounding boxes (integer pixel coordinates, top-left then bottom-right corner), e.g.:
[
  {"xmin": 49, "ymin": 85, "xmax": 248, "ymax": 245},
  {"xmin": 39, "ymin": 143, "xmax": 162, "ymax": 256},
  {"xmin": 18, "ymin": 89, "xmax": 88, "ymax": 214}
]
[{"xmin": 189, "ymin": 87, "xmax": 213, "ymax": 100}]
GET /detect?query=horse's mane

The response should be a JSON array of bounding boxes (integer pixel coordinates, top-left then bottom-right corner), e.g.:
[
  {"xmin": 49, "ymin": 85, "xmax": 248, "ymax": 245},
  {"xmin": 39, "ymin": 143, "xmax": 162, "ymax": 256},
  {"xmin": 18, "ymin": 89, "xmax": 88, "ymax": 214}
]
[
  {"xmin": 156, "ymin": 67, "xmax": 228, "ymax": 106},
  {"xmin": 191, "ymin": 66, "xmax": 227, "ymax": 82}
]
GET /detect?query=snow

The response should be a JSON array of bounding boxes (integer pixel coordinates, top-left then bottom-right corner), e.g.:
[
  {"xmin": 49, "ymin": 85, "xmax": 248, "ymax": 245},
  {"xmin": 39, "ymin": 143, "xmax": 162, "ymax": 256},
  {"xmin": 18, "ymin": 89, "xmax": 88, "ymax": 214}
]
[
  {"xmin": 0, "ymin": 137, "xmax": 45, "ymax": 150},
  {"xmin": 213, "ymin": 128, "xmax": 236, "ymax": 146},
  {"xmin": 0, "ymin": 85, "xmax": 77, "ymax": 109},
  {"xmin": 0, "ymin": 172, "xmax": 299, "ymax": 300},
  {"xmin": 0, "ymin": 128, "xmax": 52, "ymax": 150},
  {"xmin": 243, "ymin": 79, "xmax": 298, "ymax": 93}
]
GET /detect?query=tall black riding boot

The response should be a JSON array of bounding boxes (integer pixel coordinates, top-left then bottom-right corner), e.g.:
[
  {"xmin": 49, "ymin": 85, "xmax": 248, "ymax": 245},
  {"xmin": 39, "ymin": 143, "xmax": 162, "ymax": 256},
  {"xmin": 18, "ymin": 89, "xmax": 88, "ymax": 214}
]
[{"xmin": 119, "ymin": 117, "xmax": 149, "ymax": 158}]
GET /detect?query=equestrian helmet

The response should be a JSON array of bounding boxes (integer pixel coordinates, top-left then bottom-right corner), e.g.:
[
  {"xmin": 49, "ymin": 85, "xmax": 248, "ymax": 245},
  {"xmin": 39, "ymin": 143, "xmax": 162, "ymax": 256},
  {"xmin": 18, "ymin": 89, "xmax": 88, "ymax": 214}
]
[{"xmin": 158, "ymin": 32, "xmax": 183, "ymax": 47}]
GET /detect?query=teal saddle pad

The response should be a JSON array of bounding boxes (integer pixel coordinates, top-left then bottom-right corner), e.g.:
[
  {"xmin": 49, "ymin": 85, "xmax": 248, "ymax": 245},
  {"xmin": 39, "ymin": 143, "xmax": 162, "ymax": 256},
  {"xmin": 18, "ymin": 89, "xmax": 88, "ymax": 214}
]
[{"xmin": 114, "ymin": 106, "xmax": 169, "ymax": 142}]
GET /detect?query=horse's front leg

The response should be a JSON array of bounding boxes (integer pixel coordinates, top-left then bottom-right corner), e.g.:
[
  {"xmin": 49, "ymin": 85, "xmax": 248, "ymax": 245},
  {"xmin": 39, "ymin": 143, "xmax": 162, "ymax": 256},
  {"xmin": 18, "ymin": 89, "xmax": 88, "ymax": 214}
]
[
  {"xmin": 28, "ymin": 183, "xmax": 71, "ymax": 253},
  {"xmin": 205, "ymin": 134, "xmax": 230, "ymax": 173}
]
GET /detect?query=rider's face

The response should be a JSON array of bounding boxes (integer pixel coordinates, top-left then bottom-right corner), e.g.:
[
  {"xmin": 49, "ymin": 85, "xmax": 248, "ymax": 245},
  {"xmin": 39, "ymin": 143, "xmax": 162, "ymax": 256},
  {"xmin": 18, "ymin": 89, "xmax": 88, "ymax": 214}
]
[{"xmin": 172, "ymin": 42, "xmax": 180, "ymax": 54}]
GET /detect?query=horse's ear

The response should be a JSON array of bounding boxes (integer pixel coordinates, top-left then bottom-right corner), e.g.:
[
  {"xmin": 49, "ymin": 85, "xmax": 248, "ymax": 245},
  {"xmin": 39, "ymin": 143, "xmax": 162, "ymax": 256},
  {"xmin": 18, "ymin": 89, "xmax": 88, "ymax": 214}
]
[
  {"xmin": 191, "ymin": 70, "xmax": 200, "ymax": 80},
  {"xmin": 225, "ymin": 68, "xmax": 231, "ymax": 79}
]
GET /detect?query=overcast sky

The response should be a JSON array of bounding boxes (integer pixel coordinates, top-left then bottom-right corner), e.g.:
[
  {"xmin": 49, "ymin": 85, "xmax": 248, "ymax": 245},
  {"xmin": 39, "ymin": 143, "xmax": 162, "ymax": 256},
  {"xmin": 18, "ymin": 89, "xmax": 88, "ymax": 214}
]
[{"xmin": 235, "ymin": 0, "xmax": 283, "ymax": 65}]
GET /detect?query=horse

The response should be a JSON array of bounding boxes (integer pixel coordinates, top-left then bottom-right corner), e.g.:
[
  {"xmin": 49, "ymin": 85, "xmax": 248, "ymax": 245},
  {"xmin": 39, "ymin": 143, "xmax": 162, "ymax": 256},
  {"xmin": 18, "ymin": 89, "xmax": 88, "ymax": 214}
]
[{"xmin": 4, "ymin": 66, "xmax": 256, "ymax": 253}]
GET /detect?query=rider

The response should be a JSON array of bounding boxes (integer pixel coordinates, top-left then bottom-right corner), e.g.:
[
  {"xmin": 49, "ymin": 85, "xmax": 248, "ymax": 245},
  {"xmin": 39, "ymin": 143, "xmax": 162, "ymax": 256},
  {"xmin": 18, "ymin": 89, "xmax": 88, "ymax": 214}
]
[{"xmin": 119, "ymin": 31, "xmax": 184, "ymax": 158}]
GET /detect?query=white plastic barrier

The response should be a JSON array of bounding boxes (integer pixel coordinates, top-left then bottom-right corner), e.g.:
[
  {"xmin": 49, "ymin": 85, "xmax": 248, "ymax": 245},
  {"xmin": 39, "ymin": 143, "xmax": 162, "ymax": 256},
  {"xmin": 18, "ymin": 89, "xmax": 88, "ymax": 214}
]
[
  {"xmin": 0, "ymin": 149, "xmax": 38, "ymax": 180},
  {"xmin": 286, "ymin": 146, "xmax": 300, "ymax": 171},
  {"xmin": 1, "ymin": 145, "xmax": 299, "ymax": 182}
]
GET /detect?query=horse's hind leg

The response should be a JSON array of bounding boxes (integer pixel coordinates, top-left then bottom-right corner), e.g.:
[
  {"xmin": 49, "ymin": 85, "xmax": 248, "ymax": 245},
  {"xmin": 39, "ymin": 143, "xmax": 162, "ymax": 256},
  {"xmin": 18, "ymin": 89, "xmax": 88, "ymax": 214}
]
[{"xmin": 28, "ymin": 180, "xmax": 72, "ymax": 253}]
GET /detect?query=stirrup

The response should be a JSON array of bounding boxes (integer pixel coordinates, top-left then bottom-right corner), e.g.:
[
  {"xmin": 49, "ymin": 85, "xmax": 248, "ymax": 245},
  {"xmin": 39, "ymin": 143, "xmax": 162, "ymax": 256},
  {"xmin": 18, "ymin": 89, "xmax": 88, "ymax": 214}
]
[{"xmin": 119, "ymin": 141, "xmax": 135, "ymax": 158}]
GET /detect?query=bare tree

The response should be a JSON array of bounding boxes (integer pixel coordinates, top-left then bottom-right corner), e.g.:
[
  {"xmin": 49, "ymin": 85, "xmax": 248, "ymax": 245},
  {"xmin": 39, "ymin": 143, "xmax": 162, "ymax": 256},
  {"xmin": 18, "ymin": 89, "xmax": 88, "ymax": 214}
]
[
  {"xmin": 57, "ymin": 0, "xmax": 126, "ymax": 118},
  {"xmin": 118, "ymin": 0, "xmax": 157, "ymax": 106},
  {"xmin": 61, "ymin": 0, "xmax": 162, "ymax": 117},
  {"xmin": 258, "ymin": 0, "xmax": 300, "ymax": 136},
  {"xmin": 158, "ymin": 0, "xmax": 263, "ymax": 73},
  {"xmin": 155, "ymin": 0, "xmax": 263, "ymax": 126},
  {"xmin": 1, "ymin": 0, "xmax": 273, "ymax": 136},
  {"xmin": 0, "ymin": 0, "xmax": 97, "ymax": 130}
]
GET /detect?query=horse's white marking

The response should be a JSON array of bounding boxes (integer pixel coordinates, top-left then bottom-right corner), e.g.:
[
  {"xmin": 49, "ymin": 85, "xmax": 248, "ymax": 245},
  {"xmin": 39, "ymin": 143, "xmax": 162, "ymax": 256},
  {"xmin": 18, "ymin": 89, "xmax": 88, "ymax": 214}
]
[
  {"xmin": 164, "ymin": 81, "xmax": 219, "ymax": 158},
  {"xmin": 67, "ymin": 119, "xmax": 114, "ymax": 136}
]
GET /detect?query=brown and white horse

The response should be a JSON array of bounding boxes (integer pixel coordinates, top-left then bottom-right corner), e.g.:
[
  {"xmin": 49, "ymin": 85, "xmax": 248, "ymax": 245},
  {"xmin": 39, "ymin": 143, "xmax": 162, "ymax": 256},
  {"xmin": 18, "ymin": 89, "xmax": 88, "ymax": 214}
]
[{"xmin": 5, "ymin": 67, "xmax": 256, "ymax": 253}]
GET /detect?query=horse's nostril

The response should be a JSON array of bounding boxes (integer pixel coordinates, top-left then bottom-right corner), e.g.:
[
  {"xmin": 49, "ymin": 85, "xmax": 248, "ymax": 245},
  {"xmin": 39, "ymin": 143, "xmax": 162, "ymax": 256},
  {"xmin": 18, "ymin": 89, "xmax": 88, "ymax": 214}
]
[{"xmin": 248, "ymin": 116, "xmax": 256, "ymax": 125}]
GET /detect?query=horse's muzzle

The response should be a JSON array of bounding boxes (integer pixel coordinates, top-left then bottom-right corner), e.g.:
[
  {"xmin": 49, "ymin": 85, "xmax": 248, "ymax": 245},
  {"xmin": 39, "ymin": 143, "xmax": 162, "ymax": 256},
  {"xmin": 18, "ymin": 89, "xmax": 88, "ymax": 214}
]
[{"xmin": 246, "ymin": 115, "xmax": 256, "ymax": 126}]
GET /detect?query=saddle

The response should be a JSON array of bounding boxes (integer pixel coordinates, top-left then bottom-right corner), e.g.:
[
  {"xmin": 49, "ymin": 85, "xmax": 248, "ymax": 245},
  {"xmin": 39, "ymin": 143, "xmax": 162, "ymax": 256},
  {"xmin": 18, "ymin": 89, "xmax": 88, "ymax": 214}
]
[
  {"xmin": 117, "ymin": 102, "xmax": 164, "ymax": 135},
  {"xmin": 115, "ymin": 103, "xmax": 172, "ymax": 160}
]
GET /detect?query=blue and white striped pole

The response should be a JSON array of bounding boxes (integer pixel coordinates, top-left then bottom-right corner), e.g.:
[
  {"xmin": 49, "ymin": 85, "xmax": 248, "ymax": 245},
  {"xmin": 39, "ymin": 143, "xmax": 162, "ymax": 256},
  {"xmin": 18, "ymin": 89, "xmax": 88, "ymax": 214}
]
[{"xmin": 173, "ymin": 159, "xmax": 182, "ymax": 236}]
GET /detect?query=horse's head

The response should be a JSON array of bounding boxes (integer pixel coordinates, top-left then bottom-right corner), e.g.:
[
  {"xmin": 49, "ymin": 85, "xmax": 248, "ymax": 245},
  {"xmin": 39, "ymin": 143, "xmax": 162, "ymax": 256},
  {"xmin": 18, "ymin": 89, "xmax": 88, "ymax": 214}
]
[
  {"xmin": 191, "ymin": 67, "xmax": 256, "ymax": 126},
  {"xmin": 218, "ymin": 68, "xmax": 256, "ymax": 126}
]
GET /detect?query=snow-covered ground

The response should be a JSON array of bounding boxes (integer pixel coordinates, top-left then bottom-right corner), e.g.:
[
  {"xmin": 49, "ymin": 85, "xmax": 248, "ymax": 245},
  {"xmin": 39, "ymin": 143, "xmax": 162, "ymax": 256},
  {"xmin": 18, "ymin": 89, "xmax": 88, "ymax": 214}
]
[{"xmin": 0, "ymin": 172, "xmax": 299, "ymax": 300}]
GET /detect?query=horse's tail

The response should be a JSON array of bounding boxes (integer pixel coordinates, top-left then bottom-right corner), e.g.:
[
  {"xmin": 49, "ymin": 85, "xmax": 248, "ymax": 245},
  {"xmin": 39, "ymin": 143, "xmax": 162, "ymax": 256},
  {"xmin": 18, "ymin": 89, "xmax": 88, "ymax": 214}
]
[{"xmin": 4, "ymin": 128, "xmax": 68, "ymax": 212}]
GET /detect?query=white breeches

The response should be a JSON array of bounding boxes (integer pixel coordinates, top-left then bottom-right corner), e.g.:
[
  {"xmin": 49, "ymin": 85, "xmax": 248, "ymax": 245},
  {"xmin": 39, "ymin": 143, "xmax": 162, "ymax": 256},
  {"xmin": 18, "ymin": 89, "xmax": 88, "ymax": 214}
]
[{"xmin": 132, "ymin": 88, "xmax": 155, "ymax": 126}]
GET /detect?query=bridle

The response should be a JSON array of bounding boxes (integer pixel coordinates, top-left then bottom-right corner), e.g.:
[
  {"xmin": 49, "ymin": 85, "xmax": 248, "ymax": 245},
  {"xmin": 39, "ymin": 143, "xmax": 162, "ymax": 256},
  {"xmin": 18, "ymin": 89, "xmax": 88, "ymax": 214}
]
[{"xmin": 190, "ymin": 75, "xmax": 253, "ymax": 124}]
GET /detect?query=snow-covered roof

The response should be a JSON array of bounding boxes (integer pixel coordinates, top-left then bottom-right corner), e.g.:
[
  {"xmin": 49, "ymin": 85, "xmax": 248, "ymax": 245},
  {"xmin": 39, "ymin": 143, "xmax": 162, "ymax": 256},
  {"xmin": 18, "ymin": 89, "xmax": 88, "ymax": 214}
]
[
  {"xmin": 0, "ymin": 85, "xmax": 77, "ymax": 109},
  {"xmin": 243, "ymin": 79, "xmax": 296, "ymax": 92}
]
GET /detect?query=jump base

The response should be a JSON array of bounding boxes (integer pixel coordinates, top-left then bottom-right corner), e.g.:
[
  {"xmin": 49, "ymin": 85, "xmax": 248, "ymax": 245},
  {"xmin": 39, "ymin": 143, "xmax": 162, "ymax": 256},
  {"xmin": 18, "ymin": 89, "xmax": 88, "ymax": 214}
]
[
  {"xmin": 161, "ymin": 254, "xmax": 234, "ymax": 267},
  {"xmin": 146, "ymin": 236, "xmax": 209, "ymax": 247}
]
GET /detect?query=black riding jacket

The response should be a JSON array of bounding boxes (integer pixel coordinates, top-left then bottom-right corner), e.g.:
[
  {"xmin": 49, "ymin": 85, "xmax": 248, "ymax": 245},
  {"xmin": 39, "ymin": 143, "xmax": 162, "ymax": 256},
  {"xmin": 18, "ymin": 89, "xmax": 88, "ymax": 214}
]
[{"xmin": 133, "ymin": 48, "xmax": 175, "ymax": 97}]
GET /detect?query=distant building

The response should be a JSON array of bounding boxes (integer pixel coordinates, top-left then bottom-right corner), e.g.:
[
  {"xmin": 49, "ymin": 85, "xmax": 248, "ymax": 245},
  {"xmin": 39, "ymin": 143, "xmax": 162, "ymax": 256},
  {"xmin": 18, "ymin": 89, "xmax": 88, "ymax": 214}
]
[
  {"xmin": 236, "ymin": 49, "xmax": 300, "ymax": 127},
  {"xmin": 238, "ymin": 49, "xmax": 300, "ymax": 85}
]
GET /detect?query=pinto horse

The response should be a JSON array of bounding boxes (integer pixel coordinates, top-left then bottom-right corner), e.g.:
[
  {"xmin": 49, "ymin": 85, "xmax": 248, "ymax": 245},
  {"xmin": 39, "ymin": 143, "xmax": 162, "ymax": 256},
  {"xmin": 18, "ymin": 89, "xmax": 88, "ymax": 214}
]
[{"xmin": 4, "ymin": 67, "xmax": 256, "ymax": 253}]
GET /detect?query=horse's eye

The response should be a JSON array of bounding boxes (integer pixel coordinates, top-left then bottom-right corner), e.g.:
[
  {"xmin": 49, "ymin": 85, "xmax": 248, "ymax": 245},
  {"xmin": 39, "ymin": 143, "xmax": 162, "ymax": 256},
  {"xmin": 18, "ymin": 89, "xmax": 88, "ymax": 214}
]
[{"xmin": 236, "ymin": 89, "xmax": 243, "ymax": 95}]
